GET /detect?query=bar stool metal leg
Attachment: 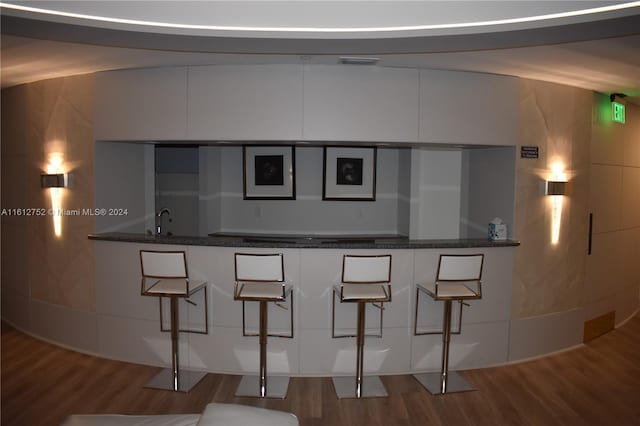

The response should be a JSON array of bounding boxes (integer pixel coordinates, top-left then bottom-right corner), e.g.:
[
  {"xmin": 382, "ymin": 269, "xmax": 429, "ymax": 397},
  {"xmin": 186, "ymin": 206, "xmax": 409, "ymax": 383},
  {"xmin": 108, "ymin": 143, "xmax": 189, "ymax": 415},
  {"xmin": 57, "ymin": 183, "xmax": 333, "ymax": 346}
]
[
  {"xmin": 355, "ymin": 302, "xmax": 365, "ymax": 398},
  {"xmin": 145, "ymin": 295, "xmax": 207, "ymax": 392},
  {"xmin": 259, "ymin": 300, "xmax": 268, "ymax": 397},
  {"xmin": 236, "ymin": 300, "xmax": 289, "ymax": 398},
  {"xmin": 333, "ymin": 302, "xmax": 387, "ymax": 399},
  {"xmin": 170, "ymin": 296, "xmax": 180, "ymax": 391},
  {"xmin": 439, "ymin": 299, "xmax": 452, "ymax": 393},
  {"xmin": 413, "ymin": 299, "xmax": 475, "ymax": 395}
]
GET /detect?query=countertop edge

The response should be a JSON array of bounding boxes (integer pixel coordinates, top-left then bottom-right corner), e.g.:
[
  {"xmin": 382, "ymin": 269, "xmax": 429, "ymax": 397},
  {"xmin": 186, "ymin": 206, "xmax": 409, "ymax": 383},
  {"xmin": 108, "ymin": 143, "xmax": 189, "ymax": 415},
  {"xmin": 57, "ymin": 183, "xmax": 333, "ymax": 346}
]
[{"xmin": 88, "ymin": 233, "xmax": 520, "ymax": 249}]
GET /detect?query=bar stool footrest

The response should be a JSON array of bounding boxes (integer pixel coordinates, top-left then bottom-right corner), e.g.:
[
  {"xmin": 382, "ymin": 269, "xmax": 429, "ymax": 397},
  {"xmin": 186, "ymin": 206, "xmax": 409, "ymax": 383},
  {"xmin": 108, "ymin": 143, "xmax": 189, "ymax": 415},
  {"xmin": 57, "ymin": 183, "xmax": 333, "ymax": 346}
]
[
  {"xmin": 332, "ymin": 376, "xmax": 387, "ymax": 399},
  {"xmin": 413, "ymin": 371, "xmax": 475, "ymax": 395},
  {"xmin": 144, "ymin": 368, "xmax": 207, "ymax": 392},
  {"xmin": 235, "ymin": 375, "xmax": 289, "ymax": 399}
]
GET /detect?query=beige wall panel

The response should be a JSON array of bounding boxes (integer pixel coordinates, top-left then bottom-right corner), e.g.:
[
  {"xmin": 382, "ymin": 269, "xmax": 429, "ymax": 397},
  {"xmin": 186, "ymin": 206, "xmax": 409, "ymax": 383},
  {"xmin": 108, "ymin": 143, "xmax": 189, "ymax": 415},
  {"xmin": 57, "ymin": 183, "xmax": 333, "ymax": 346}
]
[
  {"xmin": 585, "ymin": 231, "xmax": 626, "ymax": 304},
  {"xmin": 513, "ymin": 80, "xmax": 591, "ymax": 319},
  {"xmin": 623, "ymin": 104, "xmax": 640, "ymax": 167},
  {"xmin": 589, "ymin": 164, "xmax": 624, "ymax": 233},
  {"xmin": 621, "ymin": 166, "xmax": 640, "ymax": 229},
  {"xmin": 1, "ymin": 75, "xmax": 96, "ymax": 313}
]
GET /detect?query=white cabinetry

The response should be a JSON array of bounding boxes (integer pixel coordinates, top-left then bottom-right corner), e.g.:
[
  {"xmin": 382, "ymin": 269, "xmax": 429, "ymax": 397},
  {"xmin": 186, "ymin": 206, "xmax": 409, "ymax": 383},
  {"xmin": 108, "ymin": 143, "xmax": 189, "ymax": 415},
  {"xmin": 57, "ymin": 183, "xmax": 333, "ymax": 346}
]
[
  {"xmin": 302, "ymin": 65, "xmax": 420, "ymax": 142},
  {"xmin": 94, "ymin": 65, "xmax": 520, "ymax": 145},
  {"xmin": 95, "ymin": 67, "xmax": 188, "ymax": 140},
  {"xmin": 187, "ymin": 64, "xmax": 304, "ymax": 140},
  {"xmin": 419, "ymin": 70, "xmax": 518, "ymax": 145}
]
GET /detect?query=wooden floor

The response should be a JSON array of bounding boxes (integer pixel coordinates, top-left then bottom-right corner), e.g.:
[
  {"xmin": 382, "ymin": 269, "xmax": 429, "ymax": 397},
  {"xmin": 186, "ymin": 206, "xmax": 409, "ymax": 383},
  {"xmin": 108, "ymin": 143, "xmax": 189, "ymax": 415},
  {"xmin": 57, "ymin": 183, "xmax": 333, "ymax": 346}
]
[{"xmin": 2, "ymin": 315, "xmax": 640, "ymax": 426}]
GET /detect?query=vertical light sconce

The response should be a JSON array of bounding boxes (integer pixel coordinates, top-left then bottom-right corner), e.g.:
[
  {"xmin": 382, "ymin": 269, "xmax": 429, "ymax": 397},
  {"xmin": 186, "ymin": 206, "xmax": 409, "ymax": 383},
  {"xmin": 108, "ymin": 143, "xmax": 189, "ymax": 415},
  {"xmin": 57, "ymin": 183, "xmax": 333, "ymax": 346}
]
[
  {"xmin": 546, "ymin": 163, "xmax": 570, "ymax": 245},
  {"xmin": 42, "ymin": 153, "xmax": 67, "ymax": 238}
]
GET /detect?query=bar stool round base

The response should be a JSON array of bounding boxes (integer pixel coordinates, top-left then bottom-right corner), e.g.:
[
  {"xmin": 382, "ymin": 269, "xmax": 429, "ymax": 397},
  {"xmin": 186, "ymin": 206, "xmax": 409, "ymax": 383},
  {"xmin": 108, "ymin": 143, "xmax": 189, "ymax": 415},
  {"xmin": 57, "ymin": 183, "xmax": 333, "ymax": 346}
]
[
  {"xmin": 144, "ymin": 368, "xmax": 207, "ymax": 392},
  {"xmin": 235, "ymin": 375, "xmax": 290, "ymax": 399},
  {"xmin": 413, "ymin": 371, "xmax": 475, "ymax": 395},
  {"xmin": 332, "ymin": 376, "xmax": 388, "ymax": 399}
]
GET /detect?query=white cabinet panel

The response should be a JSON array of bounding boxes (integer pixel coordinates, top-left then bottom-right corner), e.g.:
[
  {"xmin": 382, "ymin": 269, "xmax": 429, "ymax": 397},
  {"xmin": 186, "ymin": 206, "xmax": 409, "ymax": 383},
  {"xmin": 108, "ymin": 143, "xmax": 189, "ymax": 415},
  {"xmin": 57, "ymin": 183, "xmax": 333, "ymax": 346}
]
[
  {"xmin": 303, "ymin": 65, "xmax": 419, "ymax": 142},
  {"xmin": 187, "ymin": 64, "xmax": 303, "ymax": 140},
  {"xmin": 419, "ymin": 69, "xmax": 518, "ymax": 145},
  {"xmin": 95, "ymin": 67, "xmax": 188, "ymax": 140}
]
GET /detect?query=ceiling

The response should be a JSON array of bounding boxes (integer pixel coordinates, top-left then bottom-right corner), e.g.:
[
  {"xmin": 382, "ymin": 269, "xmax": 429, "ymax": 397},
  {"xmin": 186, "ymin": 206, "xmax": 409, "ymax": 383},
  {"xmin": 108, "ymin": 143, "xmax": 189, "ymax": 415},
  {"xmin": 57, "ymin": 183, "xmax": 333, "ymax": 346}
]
[{"xmin": 2, "ymin": 1, "xmax": 640, "ymax": 104}]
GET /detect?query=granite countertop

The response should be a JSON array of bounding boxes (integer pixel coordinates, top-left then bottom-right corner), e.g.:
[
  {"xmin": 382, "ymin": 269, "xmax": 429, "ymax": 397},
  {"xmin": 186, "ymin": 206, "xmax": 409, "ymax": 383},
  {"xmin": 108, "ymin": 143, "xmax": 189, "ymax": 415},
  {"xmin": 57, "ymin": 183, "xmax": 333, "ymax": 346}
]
[{"xmin": 88, "ymin": 232, "xmax": 520, "ymax": 249}]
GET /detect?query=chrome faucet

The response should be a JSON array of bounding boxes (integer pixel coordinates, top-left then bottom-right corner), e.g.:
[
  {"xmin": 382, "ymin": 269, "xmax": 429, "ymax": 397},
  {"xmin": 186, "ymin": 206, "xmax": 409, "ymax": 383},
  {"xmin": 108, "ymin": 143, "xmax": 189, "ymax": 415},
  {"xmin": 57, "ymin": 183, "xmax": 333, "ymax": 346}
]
[{"xmin": 156, "ymin": 208, "xmax": 172, "ymax": 236}]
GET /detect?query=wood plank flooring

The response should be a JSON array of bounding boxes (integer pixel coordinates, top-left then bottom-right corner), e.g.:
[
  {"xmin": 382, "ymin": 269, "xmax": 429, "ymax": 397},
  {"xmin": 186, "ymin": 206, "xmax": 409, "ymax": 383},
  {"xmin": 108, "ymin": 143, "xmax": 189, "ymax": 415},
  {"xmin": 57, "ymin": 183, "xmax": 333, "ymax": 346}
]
[{"xmin": 2, "ymin": 314, "xmax": 640, "ymax": 426}]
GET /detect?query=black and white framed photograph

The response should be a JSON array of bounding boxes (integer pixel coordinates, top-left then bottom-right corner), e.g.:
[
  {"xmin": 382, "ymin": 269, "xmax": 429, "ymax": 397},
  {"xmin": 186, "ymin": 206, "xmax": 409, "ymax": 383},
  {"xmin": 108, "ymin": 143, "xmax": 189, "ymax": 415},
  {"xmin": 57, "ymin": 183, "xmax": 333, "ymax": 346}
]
[
  {"xmin": 323, "ymin": 146, "xmax": 377, "ymax": 201},
  {"xmin": 243, "ymin": 145, "xmax": 295, "ymax": 199}
]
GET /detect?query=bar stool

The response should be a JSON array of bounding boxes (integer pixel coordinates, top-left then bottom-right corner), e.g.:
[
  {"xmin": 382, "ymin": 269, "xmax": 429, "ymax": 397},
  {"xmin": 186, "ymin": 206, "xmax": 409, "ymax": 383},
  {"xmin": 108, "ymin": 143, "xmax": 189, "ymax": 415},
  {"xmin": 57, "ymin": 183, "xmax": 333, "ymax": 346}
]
[
  {"xmin": 331, "ymin": 254, "xmax": 392, "ymax": 399},
  {"xmin": 233, "ymin": 253, "xmax": 293, "ymax": 398},
  {"xmin": 413, "ymin": 253, "xmax": 483, "ymax": 395},
  {"xmin": 139, "ymin": 250, "xmax": 208, "ymax": 392}
]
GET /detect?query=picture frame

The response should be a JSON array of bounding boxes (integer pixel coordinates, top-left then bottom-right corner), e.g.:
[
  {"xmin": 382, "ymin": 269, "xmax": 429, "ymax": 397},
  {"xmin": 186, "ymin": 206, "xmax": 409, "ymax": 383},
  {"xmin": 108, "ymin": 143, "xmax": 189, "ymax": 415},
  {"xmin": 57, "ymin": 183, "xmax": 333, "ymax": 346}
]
[
  {"xmin": 243, "ymin": 145, "xmax": 296, "ymax": 200},
  {"xmin": 323, "ymin": 146, "xmax": 377, "ymax": 201}
]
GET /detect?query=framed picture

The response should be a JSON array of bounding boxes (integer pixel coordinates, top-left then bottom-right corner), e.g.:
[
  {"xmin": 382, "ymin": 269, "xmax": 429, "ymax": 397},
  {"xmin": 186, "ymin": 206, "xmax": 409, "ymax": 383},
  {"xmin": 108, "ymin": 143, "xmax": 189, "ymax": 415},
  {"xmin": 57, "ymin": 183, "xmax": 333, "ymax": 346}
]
[
  {"xmin": 323, "ymin": 146, "xmax": 377, "ymax": 201},
  {"xmin": 243, "ymin": 145, "xmax": 296, "ymax": 199}
]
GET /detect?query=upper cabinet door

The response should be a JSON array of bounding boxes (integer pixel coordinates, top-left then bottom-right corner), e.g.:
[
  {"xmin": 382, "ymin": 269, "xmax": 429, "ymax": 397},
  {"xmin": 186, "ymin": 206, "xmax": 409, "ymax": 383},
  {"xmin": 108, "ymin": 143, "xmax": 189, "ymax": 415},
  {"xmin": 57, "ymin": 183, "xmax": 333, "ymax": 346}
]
[
  {"xmin": 187, "ymin": 64, "xmax": 304, "ymax": 140},
  {"xmin": 303, "ymin": 65, "xmax": 420, "ymax": 142},
  {"xmin": 419, "ymin": 70, "xmax": 518, "ymax": 146},
  {"xmin": 95, "ymin": 67, "xmax": 188, "ymax": 141}
]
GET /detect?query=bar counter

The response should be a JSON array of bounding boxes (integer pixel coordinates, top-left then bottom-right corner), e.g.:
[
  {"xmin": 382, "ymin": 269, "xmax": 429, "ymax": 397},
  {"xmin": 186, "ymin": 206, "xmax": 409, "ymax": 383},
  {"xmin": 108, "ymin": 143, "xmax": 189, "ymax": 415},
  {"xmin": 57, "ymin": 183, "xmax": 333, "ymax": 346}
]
[
  {"xmin": 88, "ymin": 232, "xmax": 520, "ymax": 378},
  {"xmin": 89, "ymin": 232, "xmax": 520, "ymax": 249}
]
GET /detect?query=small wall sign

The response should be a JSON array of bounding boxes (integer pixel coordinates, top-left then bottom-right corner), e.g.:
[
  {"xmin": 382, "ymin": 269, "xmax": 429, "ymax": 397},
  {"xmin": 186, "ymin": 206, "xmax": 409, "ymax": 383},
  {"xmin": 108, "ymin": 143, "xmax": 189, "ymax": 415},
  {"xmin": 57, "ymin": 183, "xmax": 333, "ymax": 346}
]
[
  {"xmin": 612, "ymin": 101, "xmax": 626, "ymax": 124},
  {"xmin": 521, "ymin": 146, "xmax": 539, "ymax": 159}
]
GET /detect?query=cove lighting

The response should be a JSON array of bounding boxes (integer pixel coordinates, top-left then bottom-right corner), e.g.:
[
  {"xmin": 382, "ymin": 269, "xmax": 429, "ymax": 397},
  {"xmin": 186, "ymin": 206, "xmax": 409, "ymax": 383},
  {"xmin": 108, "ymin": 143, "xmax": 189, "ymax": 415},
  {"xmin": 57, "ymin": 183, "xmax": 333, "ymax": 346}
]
[{"xmin": 1, "ymin": 2, "xmax": 640, "ymax": 34}]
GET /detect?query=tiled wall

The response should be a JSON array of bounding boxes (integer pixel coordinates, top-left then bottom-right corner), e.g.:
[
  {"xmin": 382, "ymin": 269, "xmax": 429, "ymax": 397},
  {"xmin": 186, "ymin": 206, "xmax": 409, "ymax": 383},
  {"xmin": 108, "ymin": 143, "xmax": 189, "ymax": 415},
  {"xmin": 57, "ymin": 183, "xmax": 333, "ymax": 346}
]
[
  {"xmin": 512, "ymin": 80, "xmax": 592, "ymax": 319},
  {"xmin": 585, "ymin": 95, "xmax": 640, "ymax": 324},
  {"xmin": 1, "ymin": 75, "xmax": 96, "ymax": 318},
  {"xmin": 508, "ymin": 84, "xmax": 639, "ymax": 360}
]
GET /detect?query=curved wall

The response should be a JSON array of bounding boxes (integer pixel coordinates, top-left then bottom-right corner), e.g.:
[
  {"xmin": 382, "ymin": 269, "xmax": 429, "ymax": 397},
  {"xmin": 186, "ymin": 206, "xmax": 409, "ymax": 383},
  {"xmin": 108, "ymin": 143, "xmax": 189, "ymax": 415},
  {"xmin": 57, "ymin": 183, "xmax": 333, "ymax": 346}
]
[{"xmin": 1, "ymin": 66, "xmax": 639, "ymax": 370}]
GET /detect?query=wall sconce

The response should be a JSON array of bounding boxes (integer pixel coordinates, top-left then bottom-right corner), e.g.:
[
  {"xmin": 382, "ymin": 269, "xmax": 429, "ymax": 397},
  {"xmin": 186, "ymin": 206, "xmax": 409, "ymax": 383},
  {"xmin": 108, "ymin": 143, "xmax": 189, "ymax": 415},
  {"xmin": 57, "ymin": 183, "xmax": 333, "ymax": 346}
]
[
  {"xmin": 43, "ymin": 153, "xmax": 68, "ymax": 238},
  {"xmin": 546, "ymin": 164, "xmax": 570, "ymax": 245},
  {"xmin": 40, "ymin": 173, "xmax": 68, "ymax": 188},
  {"xmin": 545, "ymin": 180, "xmax": 571, "ymax": 196}
]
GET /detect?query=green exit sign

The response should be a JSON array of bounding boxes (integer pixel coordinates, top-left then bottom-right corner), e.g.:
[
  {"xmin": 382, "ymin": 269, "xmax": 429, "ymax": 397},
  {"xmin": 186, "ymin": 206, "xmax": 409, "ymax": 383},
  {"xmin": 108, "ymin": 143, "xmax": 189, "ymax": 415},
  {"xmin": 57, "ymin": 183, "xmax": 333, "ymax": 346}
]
[{"xmin": 612, "ymin": 101, "xmax": 626, "ymax": 124}]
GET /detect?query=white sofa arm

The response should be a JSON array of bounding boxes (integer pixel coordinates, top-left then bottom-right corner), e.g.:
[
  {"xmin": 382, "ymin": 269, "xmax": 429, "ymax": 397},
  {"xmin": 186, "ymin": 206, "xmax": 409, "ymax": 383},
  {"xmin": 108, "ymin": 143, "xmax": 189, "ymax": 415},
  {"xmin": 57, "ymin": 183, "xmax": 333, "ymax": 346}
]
[
  {"xmin": 60, "ymin": 413, "xmax": 200, "ymax": 426},
  {"xmin": 196, "ymin": 403, "xmax": 298, "ymax": 426},
  {"xmin": 60, "ymin": 403, "xmax": 298, "ymax": 426}
]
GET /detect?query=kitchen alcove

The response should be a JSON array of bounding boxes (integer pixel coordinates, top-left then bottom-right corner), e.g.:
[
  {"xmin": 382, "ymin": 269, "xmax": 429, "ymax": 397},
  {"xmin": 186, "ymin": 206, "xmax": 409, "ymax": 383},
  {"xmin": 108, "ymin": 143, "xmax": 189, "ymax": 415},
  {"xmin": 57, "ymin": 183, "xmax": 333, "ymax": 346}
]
[{"xmin": 95, "ymin": 142, "xmax": 515, "ymax": 240}]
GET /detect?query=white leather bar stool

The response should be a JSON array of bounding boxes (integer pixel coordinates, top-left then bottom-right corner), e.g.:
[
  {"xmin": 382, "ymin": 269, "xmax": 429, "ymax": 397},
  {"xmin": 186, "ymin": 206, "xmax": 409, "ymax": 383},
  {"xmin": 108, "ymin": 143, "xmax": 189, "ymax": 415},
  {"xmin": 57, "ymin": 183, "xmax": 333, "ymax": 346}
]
[
  {"xmin": 331, "ymin": 254, "xmax": 392, "ymax": 399},
  {"xmin": 139, "ymin": 250, "xmax": 208, "ymax": 392},
  {"xmin": 413, "ymin": 253, "xmax": 483, "ymax": 395},
  {"xmin": 233, "ymin": 253, "xmax": 293, "ymax": 398}
]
